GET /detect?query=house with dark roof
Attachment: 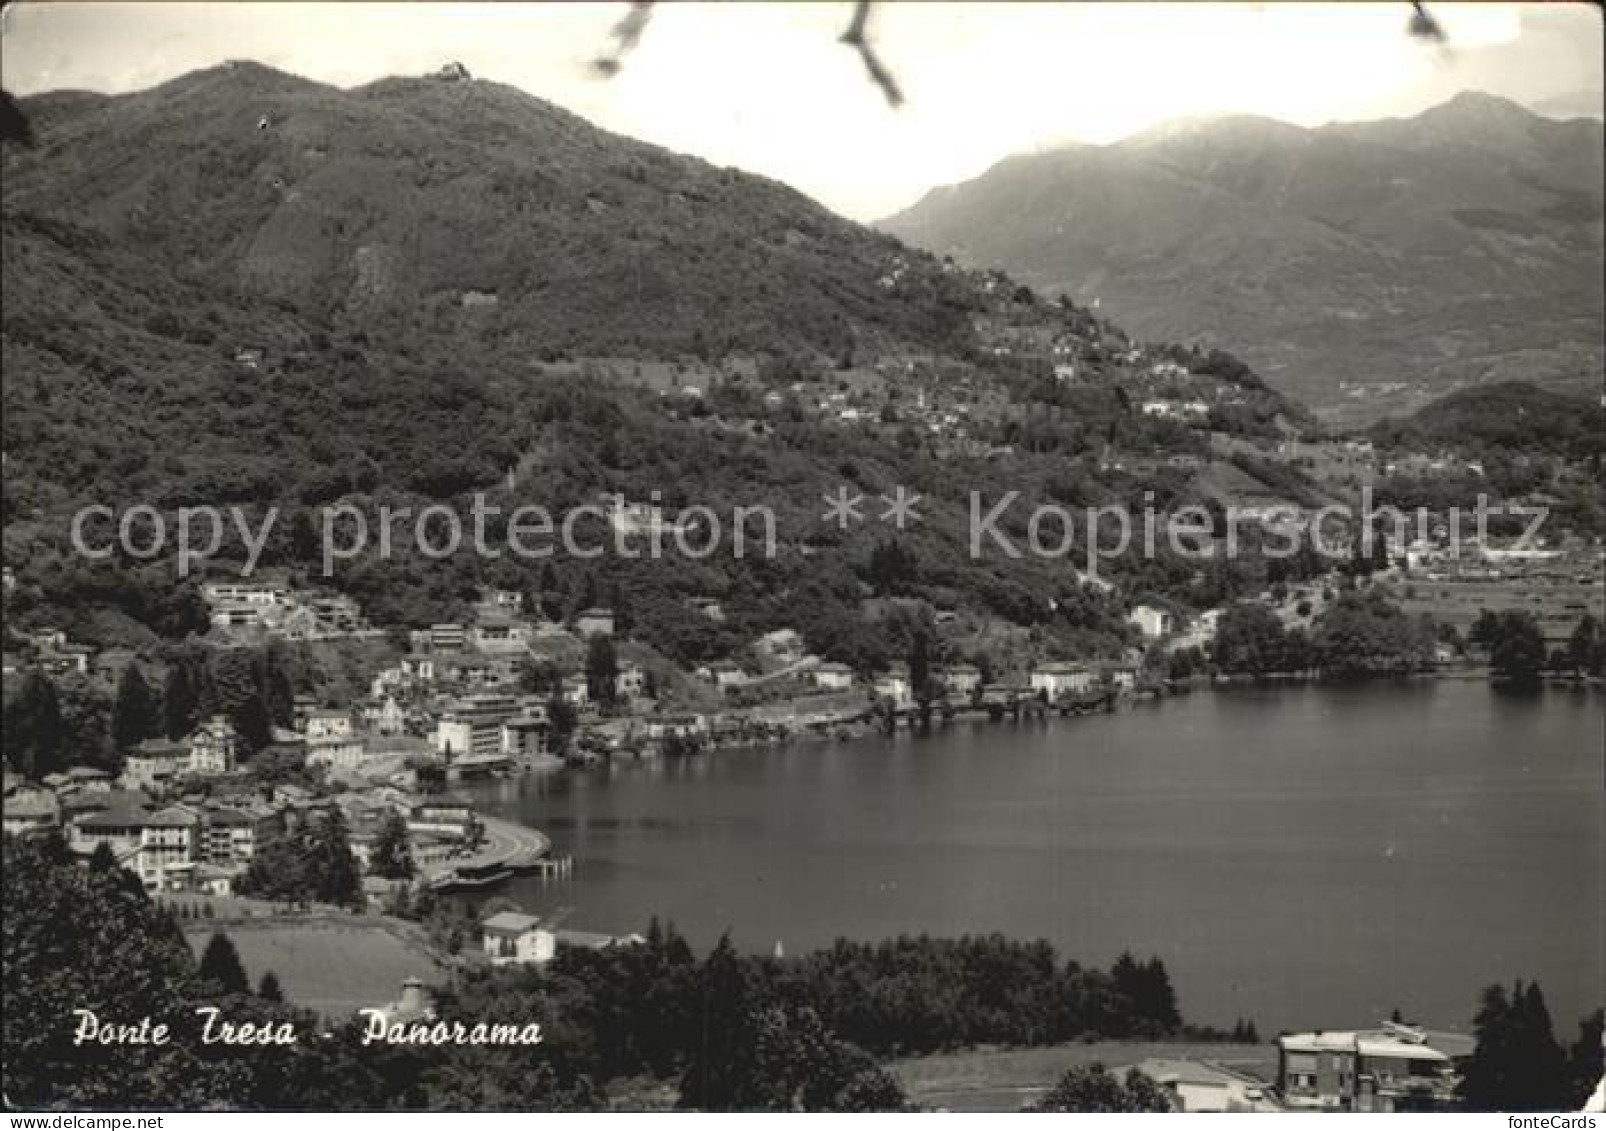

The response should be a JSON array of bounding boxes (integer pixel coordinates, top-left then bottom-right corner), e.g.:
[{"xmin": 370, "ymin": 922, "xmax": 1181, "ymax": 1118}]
[
  {"xmin": 481, "ymin": 912, "xmax": 554, "ymax": 965},
  {"xmin": 2, "ymin": 789, "xmax": 60, "ymax": 838}
]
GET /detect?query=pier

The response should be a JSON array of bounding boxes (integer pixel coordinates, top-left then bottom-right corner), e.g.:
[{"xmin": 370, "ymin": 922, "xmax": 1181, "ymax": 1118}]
[{"xmin": 421, "ymin": 814, "xmax": 565, "ymax": 892}]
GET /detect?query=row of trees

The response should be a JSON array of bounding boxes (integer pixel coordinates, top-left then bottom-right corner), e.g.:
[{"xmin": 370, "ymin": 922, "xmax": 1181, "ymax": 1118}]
[
  {"xmin": 2, "ymin": 642, "xmax": 309, "ymax": 781},
  {"xmin": 1212, "ymin": 589, "xmax": 1440, "ymax": 678},
  {"xmin": 1459, "ymin": 980, "xmax": 1603, "ymax": 1111},
  {"xmin": 1471, "ymin": 609, "xmax": 1601, "ymax": 685},
  {"xmin": 1211, "ymin": 594, "xmax": 1604, "ymax": 685}
]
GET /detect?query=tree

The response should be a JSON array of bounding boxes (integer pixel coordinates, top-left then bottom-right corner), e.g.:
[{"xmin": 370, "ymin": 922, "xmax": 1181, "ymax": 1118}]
[
  {"xmin": 1459, "ymin": 980, "xmax": 1570, "ymax": 1111},
  {"xmin": 1027, "ymin": 1064, "xmax": 1172, "ymax": 1112},
  {"xmin": 1213, "ymin": 603, "xmax": 1287, "ymax": 677},
  {"xmin": 162, "ymin": 660, "xmax": 199, "ymax": 740},
  {"xmin": 1469, "ymin": 608, "xmax": 1502, "ymax": 651},
  {"xmin": 2, "ymin": 672, "xmax": 64, "ymax": 779},
  {"xmin": 239, "ymin": 831, "xmax": 311, "ymax": 908},
  {"xmin": 1111, "ymin": 952, "xmax": 1180, "ymax": 1034},
  {"xmin": 370, "ymin": 809, "xmax": 416, "ymax": 880},
  {"xmin": 1567, "ymin": 615, "xmax": 1601, "ymax": 677},
  {"xmin": 678, "ymin": 934, "xmax": 762, "ymax": 1110},
  {"xmin": 3, "ymin": 837, "xmax": 325, "ymax": 1109},
  {"xmin": 1311, "ymin": 588, "xmax": 1433, "ymax": 677},
  {"xmin": 88, "ymin": 842, "xmax": 116, "ymax": 871},
  {"xmin": 306, "ymin": 809, "xmax": 363, "ymax": 909},
  {"xmin": 211, "ymin": 648, "xmax": 273, "ymax": 752},
  {"xmin": 547, "ymin": 691, "xmax": 578, "ymax": 753},
  {"xmin": 55, "ymin": 676, "xmax": 116, "ymax": 773},
  {"xmin": 1489, "ymin": 610, "xmax": 1547, "ymax": 686},
  {"xmin": 197, "ymin": 931, "xmax": 251, "ymax": 995},
  {"xmin": 908, "ymin": 626, "xmax": 933, "ymax": 707},
  {"xmin": 1567, "ymin": 1009, "xmax": 1604, "ymax": 1108},
  {"xmin": 257, "ymin": 972, "xmax": 285, "ymax": 1003},
  {"xmin": 585, "ymin": 634, "xmax": 619, "ymax": 709},
  {"xmin": 111, "ymin": 665, "xmax": 161, "ymax": 752}
]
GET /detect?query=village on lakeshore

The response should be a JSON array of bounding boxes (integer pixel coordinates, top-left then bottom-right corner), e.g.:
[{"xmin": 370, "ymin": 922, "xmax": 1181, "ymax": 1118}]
[
  {"xmin": 2, "ymin": 21, "xmax": 1603, "ymax": 1111},
  {"xmin": 4, "ymin": 304, "xmax": 1603, "ymax": 1112}
]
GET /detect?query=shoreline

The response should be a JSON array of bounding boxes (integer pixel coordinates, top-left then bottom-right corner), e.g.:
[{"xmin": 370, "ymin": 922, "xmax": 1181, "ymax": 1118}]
[{"xmin": 465, "ymin": 674, "xmax": 1602, "ymax": 894}]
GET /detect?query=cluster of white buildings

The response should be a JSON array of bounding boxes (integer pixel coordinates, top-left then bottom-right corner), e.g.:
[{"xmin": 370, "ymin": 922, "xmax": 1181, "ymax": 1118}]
[
  {"xmin": 2, "ymin": 626, "xmax": 96, "ymax": 678},
  {"xmin": 122, "ymin": 714, "xmax": 242, "ymax": 791},
  {"xmin": 201, "ymin": 579, "xmax": 380, "ymax": 641},
  {"xmin": 3, "ymin": 768, "xmax": 278, "ymax": 895},
  {"xmin": 3, "ymin": 760, "xmax": 490, "ymax": 896}
]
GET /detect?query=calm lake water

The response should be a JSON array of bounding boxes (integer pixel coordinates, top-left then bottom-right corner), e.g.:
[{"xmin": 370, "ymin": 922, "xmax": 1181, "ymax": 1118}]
[{"xmin": 465, "ymin": 681, "xmax": 1604, "ymax": 1035}]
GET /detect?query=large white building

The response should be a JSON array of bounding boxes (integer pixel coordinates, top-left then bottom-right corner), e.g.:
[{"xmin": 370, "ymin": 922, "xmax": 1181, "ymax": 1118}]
[
  {"xmin": 187, "ymin": 715, "xmax": 239, "ymax": 775},
  {"xmin": 121, "ymin": 716, "xmax": 239, "ymax": 790},
  {"xmin": 1277, "ymin": 1024, "xmax": 1475, "ymax": 1112},
  {"xmin": 433, "ymin": 693, "xmax": 519, "ymax": 758},
  {"xmin": 1029, "ymin": 661, "xmax": 1094, "ymax": 699},
  {"xmin": 1128, "ymin": 604, "xmax": 1175, "ymax": 640},
  {"xmin": 481, "ymin": 912, "xmax": 556, "ymax": 966}
]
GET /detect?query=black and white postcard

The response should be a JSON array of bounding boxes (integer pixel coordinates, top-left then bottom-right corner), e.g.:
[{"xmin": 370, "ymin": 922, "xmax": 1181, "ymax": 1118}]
[{"xmin": 1, "ymin": 0, "xmax": 1602, "ymax": 1116}]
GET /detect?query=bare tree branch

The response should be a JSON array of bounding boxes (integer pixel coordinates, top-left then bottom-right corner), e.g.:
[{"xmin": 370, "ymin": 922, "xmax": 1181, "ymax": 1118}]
[
  {"xmin": 1408, "ymin": 1, "xmax": 1448, "ymax": 44},
  {"xmin": 840, "ymin": 0, "xmax": 904, "ymax": 108},
  {"xmin": 585, "ymin": 2, "xmax": 1436, "ymax": 107},
  {"xmin": 591, "ymin": 0, "xmax": 656, "ymax": 78}
]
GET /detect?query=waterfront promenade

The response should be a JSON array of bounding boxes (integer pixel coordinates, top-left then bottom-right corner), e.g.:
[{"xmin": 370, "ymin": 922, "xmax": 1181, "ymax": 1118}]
[{"xmin": 418, "ymin": 814, "xmax": 553, "ymax": 886}]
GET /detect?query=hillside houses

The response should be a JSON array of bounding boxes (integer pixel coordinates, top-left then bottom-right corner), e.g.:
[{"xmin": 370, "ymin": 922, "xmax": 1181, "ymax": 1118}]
[
  {"xmin": 2, "ymin": 786, "xmax": 60, "ymax": 838},
  {"xmin": 755, "ymin": 628, "xmax": 805, "ymax": 665},
  {"xmin": 433, "ymin": 692, "xmax": 553, "ymax": 762},
  {"xmin": 121, "ymin": 715, "xmax": 241, "ymax": 791},
  {"xmin": 1141, "ymin": 399, "xmax": 1211, "ymax": 424},
  {"xmin": 809, "ymin": 662, "xmax": 854, "ymax": 691},
  {"xmin": 5, "ymin": 759, "xmax": 505, "ymax": 897},
  {"xmin": 697, "ymin": 660, "xmax": 748, "ymax": 692},
  {"xmin": 51, "ymin": 787, "xmax": 278, "ymax": 893},
  {"xmin": 938, "ymin": 663, "xmax": 982, "ymax": 696},
  {"xmin": 201, "ymin": 579, "xmax": 379, "ymax": 641},
  {"xmin": 872, "ymin": 662, "xmax": 913, "ymax": 708},
  {"xmin": 1128, "ymin": 604, "xmax": 1176, "ymax": 639},
  {"xmin": 574, "ymin": 608, "xmax": 616, "ymax": 638},
  {"xmin": 3, "ymin": 627, "xmax": 96, "ymax": 678}
]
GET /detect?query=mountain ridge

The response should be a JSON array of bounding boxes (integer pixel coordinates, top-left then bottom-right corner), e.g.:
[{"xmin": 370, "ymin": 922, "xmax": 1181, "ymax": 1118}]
[
  {"xmin": 3, "ymin": 61, "xmax": 1311, "ymax": 652},
  {"xmin": 880, "ymin": 91, "xmax": 1604, "ymax": 424}
]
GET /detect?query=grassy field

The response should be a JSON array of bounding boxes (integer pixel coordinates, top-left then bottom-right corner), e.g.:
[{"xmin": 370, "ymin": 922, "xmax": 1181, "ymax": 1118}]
[
  {"xmin": 889, "ymin": 1041, "xmax": 1277, "ymax": 1112},
  {"xmin": 185, "ymin": 914, "xmax": 443, "ymax": 1020}
]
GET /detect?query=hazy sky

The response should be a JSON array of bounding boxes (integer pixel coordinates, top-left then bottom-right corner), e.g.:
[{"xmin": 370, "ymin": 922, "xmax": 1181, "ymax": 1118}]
[{"xmin": 2, "ymin": 2, "xmax": 1601, "ymax": 220}]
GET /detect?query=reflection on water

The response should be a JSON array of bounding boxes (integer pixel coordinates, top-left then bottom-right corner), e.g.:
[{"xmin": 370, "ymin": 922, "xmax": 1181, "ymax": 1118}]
[{"xmin": 464, "ymin": 682, "xmax": 1604, "ymax": 1034}]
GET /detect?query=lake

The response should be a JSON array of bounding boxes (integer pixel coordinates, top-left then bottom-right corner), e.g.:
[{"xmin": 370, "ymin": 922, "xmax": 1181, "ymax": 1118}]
[{"xmin": 464, "ymin": 680, "xmax": 1604, "ymax": 1036}]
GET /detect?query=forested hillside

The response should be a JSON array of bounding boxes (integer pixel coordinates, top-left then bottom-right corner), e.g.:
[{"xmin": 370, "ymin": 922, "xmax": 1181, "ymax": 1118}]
[{"xmin": 3, "ymin": 62, "xmax": 1313, "ymax": 661}]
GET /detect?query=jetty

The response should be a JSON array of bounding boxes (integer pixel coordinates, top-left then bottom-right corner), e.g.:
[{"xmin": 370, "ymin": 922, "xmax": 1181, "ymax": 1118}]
[{"xmin": 422, "ymin": 814, "xmax": 570, "ymax": 892}]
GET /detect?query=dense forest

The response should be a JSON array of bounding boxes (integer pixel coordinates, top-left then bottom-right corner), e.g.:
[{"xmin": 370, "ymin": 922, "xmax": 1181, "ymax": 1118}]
[{"xmin": 2, "ymin": 63, "xmax": 1314, "ymax": 662}]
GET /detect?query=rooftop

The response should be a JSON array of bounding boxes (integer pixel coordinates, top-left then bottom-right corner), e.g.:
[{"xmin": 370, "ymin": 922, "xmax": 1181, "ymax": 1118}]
[{"xmin": 482, "ymin": 911, "xmax": 542, "ymax": 934}]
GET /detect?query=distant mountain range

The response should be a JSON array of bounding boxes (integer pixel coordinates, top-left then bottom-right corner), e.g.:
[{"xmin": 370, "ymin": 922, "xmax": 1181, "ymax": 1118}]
[
  {"xmin": 880, "ymin": 92, "xmax": 1604, "ymax": 424},
  {"xmin": 1528, "ymin": 89, "xmax": 1604, "ymax": 120}
]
